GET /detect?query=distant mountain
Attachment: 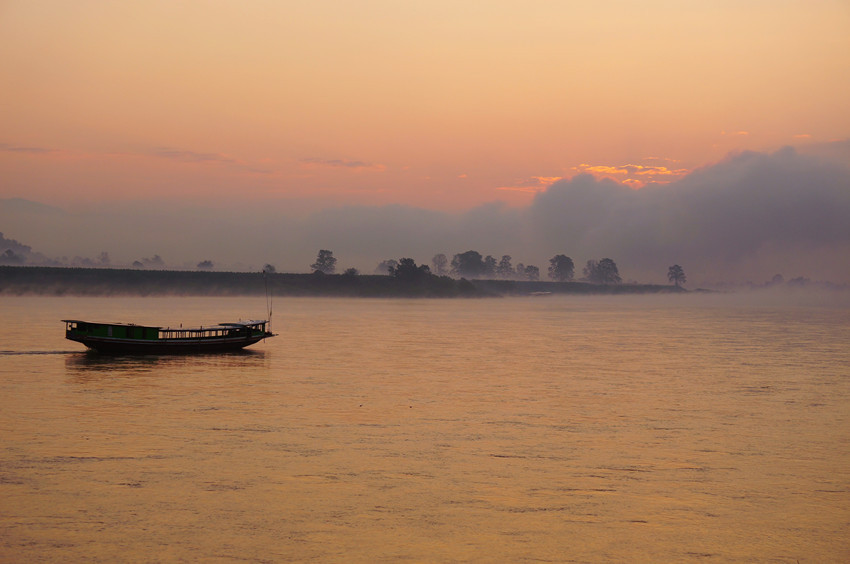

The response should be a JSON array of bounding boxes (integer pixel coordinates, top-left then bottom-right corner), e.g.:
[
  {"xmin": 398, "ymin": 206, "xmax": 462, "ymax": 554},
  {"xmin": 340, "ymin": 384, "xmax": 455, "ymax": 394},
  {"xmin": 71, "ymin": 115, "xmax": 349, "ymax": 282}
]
[{"xmin": 0, "ymin": 198, "xmax": 63, "ymax": 215}]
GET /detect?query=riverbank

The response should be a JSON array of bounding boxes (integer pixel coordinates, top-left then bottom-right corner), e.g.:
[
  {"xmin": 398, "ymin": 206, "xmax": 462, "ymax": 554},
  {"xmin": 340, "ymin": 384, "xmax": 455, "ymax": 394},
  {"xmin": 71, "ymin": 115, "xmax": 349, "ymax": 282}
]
[{"xmin": 0, "ymin": 266, "xmax": 683, "ymax": 297}]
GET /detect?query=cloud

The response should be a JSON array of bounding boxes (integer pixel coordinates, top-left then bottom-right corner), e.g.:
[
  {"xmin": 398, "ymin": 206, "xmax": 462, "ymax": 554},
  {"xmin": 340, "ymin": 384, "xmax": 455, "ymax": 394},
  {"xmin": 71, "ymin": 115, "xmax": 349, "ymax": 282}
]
[
  {"xmin": 300, "ymin": 158, "xmax": 387, "ymax": 172},
  {"xmin": 0, "ymin": 142, "xmax": 56, "ymax": 155},
  {"xmin": 796, "ymin": 138, "xmax": 850, "ymax": 166},
  {"xmin": 148, "ymin": 147, "xmax": 272, "ymax": 174},
  {"xmin": 3, "ymin": 146, "xmax": 849, "ymax": 285},
  {"xmin": 497, "ymin": 176, "xmax": 562, "ymax": 193},
  {"xmin": 572, "ymin": 162, "xmax": 690, "ymax": 187},
  {"xmin": 151, "ymin": 148, "xmax": 236, "ymax": 163},
  {"xmin": 1, "ymin": 142, "xmax": 273, "ymax": 175},
  {"xmin": 528, "ymin": 147, "xmax": 850, "ymax": 282}
]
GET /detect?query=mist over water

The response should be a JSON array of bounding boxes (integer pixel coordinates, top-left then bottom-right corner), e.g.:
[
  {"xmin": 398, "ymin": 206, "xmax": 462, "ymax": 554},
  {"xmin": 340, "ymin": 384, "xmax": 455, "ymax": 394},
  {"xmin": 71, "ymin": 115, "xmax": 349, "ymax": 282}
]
[
  {"xmin": 3, "ymin": 145, "xmax": 849, "ymax": 286},
  {"xmin": 1, "ymin": 295, "xmax": 848, "ymax": 561}
]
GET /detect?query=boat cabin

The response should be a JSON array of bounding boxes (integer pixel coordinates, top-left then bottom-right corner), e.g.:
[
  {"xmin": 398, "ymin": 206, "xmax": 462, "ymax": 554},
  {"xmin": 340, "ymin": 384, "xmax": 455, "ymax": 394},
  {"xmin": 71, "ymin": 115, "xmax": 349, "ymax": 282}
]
[{"xmin": 64, "ymin": 320, "xmax": 160, "ymax": 341}]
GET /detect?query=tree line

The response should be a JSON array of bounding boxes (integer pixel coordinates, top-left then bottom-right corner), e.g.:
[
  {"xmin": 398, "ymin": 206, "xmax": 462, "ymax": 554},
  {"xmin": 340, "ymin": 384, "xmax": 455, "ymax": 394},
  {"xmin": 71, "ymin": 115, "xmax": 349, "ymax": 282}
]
[
  {"xmin": 2, "ymin": 230, "xmax": 687, "ymax": 286},
  {"xmin": 307, "ymin": 249, "xmax": 687, "ymax": 287}
]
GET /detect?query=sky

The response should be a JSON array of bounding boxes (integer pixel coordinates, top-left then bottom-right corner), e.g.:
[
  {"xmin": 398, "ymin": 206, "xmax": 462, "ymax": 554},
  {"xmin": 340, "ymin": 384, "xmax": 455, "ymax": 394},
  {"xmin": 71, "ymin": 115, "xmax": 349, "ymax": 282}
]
[{"xmin": 1, "ymin": 1, "xmax": 849, "ymax": 285}]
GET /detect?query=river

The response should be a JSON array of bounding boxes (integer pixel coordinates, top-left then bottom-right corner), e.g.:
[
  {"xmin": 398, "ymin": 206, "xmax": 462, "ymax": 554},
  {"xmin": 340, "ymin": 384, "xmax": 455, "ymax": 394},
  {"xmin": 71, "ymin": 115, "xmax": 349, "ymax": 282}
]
[{"xmin": 1, "ymin": 293, "xmax": 848, "ymax": 562}]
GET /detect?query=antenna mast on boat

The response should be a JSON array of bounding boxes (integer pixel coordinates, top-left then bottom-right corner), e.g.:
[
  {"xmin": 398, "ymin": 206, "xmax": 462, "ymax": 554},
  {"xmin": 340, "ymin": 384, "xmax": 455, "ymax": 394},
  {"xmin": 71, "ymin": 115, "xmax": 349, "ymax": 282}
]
[{"xmin": 263, "ymin": 267, "xmax": 273, "ymax": 332}]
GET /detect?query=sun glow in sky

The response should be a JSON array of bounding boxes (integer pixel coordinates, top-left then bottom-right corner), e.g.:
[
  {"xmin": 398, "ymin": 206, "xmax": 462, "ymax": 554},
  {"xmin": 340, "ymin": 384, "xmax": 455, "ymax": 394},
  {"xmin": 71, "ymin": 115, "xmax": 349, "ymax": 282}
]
[{"xmin": 1, "ymin": 0, "xmax": 848, "ymax": 212}]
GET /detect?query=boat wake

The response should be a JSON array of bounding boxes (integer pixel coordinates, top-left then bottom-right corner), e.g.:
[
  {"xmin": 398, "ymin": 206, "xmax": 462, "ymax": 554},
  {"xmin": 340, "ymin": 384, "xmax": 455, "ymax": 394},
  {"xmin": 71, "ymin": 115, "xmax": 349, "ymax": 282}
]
[{"xmin": 0, "ymin": 350, "xmax": 81, "ymax": 356}]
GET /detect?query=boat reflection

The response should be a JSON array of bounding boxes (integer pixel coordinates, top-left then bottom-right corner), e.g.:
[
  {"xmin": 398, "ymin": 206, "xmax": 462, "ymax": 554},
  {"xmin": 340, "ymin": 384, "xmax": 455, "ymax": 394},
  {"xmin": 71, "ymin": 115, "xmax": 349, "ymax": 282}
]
[{"xmin": 64, "ymin": 349, "xmax": 270, "ymax": 378}]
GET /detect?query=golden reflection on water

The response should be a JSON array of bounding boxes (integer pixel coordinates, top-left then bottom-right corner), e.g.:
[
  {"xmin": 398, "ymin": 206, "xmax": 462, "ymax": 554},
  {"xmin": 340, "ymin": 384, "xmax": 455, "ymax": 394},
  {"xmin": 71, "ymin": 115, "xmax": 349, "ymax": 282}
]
[{"xmin": 1, "ymin": 296, "xmax": 848, "ymax": 562}]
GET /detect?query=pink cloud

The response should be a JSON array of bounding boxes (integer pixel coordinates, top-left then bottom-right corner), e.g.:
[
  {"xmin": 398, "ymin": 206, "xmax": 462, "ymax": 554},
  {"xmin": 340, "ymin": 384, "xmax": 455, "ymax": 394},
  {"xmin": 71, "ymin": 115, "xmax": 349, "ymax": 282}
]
[
  {"xmin": 497, "ymin": 176, "xmax": 562, "ymax": 193},
  {"xmin": 571, "ymin": 162, "xmax": 690, "ymax": 187}
]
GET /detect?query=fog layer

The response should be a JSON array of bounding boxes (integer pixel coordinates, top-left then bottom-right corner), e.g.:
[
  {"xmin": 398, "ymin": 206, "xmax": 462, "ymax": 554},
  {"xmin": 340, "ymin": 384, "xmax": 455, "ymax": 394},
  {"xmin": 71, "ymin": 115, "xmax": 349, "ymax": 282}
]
[{"xmin": 2, "ymin": 147, "xmax": 848, "ymax": 285}]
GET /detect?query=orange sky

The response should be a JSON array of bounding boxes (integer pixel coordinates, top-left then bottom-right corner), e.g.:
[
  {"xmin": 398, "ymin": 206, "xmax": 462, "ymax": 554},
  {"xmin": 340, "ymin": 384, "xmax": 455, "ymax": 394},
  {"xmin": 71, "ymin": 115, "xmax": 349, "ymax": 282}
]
[{"xmin": 1, "ymin": 1, "xmax": 848, "ymax": 211}]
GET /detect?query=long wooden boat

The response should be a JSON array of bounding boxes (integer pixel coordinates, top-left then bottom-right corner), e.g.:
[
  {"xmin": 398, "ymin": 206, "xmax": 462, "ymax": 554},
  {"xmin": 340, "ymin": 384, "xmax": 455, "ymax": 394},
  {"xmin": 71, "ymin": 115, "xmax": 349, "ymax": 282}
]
[{"xmin": 63, "ymin": 319, "xmax": 274, "ymax": 354}]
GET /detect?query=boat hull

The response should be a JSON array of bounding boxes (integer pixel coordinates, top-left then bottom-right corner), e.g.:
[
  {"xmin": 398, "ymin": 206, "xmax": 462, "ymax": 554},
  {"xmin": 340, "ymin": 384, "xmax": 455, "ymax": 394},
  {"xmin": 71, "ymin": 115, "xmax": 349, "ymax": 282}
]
[{"xmin": 67, "ymin": 334, "xmax": 271, "ymax": 354}]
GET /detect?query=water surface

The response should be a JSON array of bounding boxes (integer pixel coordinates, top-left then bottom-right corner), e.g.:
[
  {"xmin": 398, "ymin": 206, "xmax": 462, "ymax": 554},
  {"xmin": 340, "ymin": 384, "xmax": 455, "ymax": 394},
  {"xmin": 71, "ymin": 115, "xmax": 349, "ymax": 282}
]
[{"xmin": 1, "ymin": 294, "xmax": 848, "ymax": 562}]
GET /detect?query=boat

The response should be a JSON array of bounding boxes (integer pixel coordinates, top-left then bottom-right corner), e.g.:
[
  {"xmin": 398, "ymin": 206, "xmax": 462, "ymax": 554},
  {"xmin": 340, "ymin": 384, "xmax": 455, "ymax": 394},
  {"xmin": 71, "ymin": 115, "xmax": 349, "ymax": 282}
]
[{"xmin": 63, "ymin": 319, "xmax": 274, "ymax": 354}]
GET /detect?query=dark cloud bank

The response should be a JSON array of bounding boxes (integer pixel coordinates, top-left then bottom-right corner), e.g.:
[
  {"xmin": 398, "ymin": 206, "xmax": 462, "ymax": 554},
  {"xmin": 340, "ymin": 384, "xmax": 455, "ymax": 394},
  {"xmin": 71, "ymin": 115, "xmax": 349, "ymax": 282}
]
[{"xmin": 2, "ymin": 146, "xmax": 849, "ymax": 286}]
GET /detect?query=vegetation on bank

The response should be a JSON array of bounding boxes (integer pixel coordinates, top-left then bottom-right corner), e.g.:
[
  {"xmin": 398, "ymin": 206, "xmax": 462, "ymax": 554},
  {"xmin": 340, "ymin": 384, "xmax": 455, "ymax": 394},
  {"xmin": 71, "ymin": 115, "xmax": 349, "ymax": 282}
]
[
  {"xmin": 2, "ymin": 233, "xmax": 691, "ymax": 293},
  {"xmin": 0, "ymin": 265, "xmax": 685, "ymax": 298}
]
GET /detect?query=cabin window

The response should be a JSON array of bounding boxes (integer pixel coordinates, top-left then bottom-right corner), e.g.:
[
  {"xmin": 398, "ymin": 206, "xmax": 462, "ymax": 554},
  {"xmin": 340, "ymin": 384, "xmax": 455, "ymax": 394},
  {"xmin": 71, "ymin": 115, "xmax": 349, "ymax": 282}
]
[{"xmin": 108, "ymin": 326, "xmax": 113, "ymax": 337}]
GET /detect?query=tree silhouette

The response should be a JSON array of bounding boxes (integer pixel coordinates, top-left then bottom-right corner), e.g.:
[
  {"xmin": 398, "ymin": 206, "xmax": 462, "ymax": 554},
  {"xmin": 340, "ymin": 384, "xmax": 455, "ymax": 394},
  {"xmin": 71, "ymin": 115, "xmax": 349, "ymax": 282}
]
[
  {"xmin": 497, "ymin": 255, "xmax": 513, "ymax": 278},
  {"xmin": 584, "ymin": 258, "xmax": 621, "ymax": 284},
  {"xmin": 667, "ymin": 264, "xmax": 686, "ymax": 287},
  {"xmin": 389, "ymin": 258, "xmax": 431, "ymax": 282},
  {"xmin": 451, "ymin": 250, "xmax": 485, "ymax": 278},
  {"xmin": 523, "ymin": 265, "xmax": 540, "ymax": 281},
  {"xmin": 597, "ymin": 258, "xmax": 621, "ymax": 284},
  {"xmin": 311, "ymin": 250, "xmax": 337, "ymax": 274},
  {"xmin": 548, "ymin": 255, "xmax": 575, "ymax": 281},
  {"xmin": 483, "ymin": 255, "xmax": 497, "ymax": 278}
]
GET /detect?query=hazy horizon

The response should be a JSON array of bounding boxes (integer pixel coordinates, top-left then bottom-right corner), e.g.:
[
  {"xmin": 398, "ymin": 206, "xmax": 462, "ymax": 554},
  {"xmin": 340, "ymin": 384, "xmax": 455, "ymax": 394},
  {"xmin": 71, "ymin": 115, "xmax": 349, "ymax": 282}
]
[{"xmin": 2, "ymin": 143, "xmax": 850, "ymax": 288}]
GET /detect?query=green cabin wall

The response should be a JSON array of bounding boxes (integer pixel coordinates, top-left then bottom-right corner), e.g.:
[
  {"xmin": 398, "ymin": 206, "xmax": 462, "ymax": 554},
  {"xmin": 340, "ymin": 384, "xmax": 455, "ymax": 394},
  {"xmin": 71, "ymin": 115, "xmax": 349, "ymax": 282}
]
[{"xmin": 74, "ymin": 322, "xmax": 159, "ymax": 340}]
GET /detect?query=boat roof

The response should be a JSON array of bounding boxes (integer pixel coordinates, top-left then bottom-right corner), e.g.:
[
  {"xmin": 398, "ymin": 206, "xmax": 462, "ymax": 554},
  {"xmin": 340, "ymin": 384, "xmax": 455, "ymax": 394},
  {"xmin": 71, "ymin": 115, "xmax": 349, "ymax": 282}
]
[
  {"xmin": 218, "ymin": 320, "xmax": 268, "ymax": 327},
  {"xmin": 62, "ymin": 319, "xmax": 162, "ymax": 329},
  {"xmin": 63, "ymin": 319, "xmax": 268, "ymax": 330}
]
